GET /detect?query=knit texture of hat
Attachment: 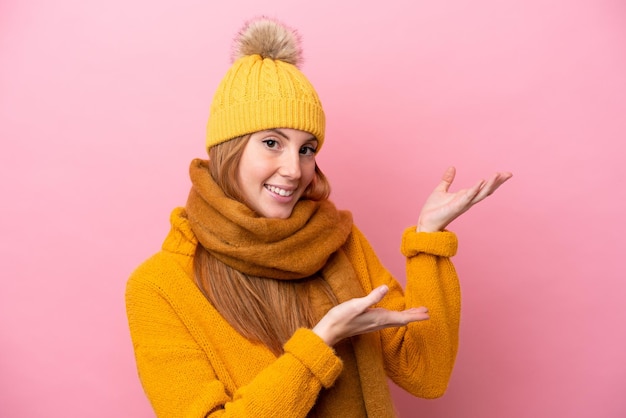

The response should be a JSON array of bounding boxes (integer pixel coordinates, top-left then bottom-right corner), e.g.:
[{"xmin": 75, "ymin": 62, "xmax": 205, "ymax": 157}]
[{"xmin": 206, "ymin": 17, "xmax": 326, "ymax": 151}]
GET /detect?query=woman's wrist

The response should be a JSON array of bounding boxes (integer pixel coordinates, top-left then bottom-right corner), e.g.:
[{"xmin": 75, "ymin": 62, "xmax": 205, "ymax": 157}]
[
  {"xmin": 416, "ymin": 221, "xmax": 441, "ymax": 233},
  {"xmin": 312, "ymin": 322, "xmax": 335, "ymax": 347}
]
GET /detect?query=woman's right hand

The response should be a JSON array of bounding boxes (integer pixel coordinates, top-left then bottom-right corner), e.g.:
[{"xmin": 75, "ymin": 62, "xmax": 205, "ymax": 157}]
[{"xmin": 312, "ymin": 285, "xmax": 430, "ymax": 346}]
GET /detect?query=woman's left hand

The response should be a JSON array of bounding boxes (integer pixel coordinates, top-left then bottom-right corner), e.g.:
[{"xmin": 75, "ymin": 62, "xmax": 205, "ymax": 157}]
[{"xmin": 416, "ymin": 167, "xmax": 513, "ymax": 233}]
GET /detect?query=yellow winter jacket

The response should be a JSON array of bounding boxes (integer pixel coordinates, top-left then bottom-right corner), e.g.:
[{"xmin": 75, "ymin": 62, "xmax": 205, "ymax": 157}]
[{"xmin": 126, "ymin": 208, "xmax": 460, "ymax": 417}]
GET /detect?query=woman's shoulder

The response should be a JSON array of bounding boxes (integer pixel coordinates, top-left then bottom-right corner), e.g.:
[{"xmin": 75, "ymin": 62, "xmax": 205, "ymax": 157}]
[{"xmin": 127, "ymin": 207, "xmax": 198, "ymax": 292}]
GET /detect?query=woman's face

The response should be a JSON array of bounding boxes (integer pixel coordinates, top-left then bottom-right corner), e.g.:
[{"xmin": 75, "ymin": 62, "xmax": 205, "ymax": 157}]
[{"xmin": 236, "ymin": 128, "xmax": 318, "ymax": 219}]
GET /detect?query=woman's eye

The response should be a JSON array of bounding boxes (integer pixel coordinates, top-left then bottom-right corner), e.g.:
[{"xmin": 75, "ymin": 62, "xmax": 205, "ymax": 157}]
[
  {"xmin": 263, "ymin": 139, "xmax": 278, "ymax": 148},
  {"xmin": 300, "ymin": 146, "xmax": 317, "ymax": 155}
]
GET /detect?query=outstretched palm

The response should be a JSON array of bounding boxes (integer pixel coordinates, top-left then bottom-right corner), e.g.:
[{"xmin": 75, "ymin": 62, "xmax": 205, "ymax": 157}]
[{"xmin": 417, "ymin": 167, "xmax": 513, "ymax": 233}]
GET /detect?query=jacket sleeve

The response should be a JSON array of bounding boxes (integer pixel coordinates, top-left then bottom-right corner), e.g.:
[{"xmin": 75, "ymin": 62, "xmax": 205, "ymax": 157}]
[
  {"xmin": 125, "ymin": 262, "xmax": 343, "ymax": 418},
  {"xmin": 344, "ymin": 226, "xmax": 460, "ymax": 399}
]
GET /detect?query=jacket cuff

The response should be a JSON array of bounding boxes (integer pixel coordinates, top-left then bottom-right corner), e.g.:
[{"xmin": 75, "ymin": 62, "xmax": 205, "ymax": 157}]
[
  {"xmin": 284, "ymin": 328, "xmax": 343, "ymax": 389},
  {"xmin": 400, "ymin": 227, "xmax": 458, "ymax": 258}
]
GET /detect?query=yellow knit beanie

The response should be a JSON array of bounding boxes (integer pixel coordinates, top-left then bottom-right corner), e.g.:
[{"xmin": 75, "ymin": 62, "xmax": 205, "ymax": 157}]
[{"xmin": 206, "ymin": 18, "xmax": 326, "ymax": 151}]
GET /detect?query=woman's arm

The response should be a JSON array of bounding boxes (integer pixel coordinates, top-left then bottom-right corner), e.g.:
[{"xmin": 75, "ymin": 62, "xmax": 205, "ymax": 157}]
[
  {"xmin": 381, "ymin": 228, "xmax": 461, "ymax": 398},
  {"xmin": 126, "ymin": 267, "xmax": 342, "ymax": 417},
  {"xmin": 335, "ymin": 226, "xmax": 460, "ymax": 398},
  {"xmin": 312, "ymin": 168, "xmax": 511, "ymax": 397}
]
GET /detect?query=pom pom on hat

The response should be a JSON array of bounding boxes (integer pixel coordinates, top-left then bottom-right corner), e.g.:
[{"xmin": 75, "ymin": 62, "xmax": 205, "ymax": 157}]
[
  {"xmin": 206, "ymin": 17, "xmax": 326, "ymax": 151},
  {"xmin": 231, "ymin": 17, "xmax": 303, "ymax": 67}
]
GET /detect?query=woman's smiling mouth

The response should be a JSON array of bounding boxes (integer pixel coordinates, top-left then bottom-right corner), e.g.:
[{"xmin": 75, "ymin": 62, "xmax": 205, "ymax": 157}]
[{"xmin": 265, "ymin": 184, "xmax": 295, "ymax": 197}]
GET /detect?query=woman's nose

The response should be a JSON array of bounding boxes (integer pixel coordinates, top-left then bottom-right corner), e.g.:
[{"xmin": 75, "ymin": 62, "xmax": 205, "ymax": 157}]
[{"xmin": 278, "ymin": 151, "xmax": 301, "ymax": 179}]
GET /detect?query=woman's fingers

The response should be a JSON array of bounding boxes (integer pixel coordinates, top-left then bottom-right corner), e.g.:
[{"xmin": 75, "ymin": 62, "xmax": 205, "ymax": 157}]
[
  {"xmin": 364, "ymin": 306, "xmax": 430, "ymax": 328},
  {"xmin": 471, "ymin": 172, "xmax": 513, "ymax": 205},
  {"xmin": 434, "ymin": 166, "xmax": 457, "ymax": 193},
  {"xmin": 333, "ymin": 285, "xmax": 389, "ymax": 318}
]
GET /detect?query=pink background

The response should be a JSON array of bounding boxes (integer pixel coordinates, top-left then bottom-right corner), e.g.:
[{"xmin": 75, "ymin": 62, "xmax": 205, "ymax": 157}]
[{"xmin": 1, "ymin": 0, "xmax": 625, "ymax": 417}]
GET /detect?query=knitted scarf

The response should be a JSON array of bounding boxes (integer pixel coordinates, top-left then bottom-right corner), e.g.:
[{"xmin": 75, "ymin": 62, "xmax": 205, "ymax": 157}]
[{"xmin": 185, "ymin": 159, "xmax": 354, "ymax": 280}]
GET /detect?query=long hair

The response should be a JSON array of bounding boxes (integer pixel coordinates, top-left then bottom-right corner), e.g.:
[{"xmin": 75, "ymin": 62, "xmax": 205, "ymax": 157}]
[{"xmin": 194, "ymin": 135, "xmax": 336, "ymax": 355}]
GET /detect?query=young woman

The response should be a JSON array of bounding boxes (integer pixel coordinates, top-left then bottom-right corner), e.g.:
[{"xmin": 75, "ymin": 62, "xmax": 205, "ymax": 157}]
[{"xmin": 126, "ymin": 17, "xmax": 512, "ymax": 417}]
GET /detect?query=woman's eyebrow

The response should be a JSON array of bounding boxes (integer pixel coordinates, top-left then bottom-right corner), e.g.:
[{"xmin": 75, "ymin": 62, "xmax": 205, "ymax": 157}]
[{"xmin": 267, "ymin": 129, "xmax": 290, "ymax": 139}]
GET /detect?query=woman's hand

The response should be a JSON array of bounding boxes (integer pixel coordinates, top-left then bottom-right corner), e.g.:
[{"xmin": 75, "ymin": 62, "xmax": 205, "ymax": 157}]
[
  {"xmin": 312, "ymin": 285, "xmax": 429, "ymax": 346},
  {"xmin": 416, "ymin": 167, "xmax": 513, "ymax": 233}
]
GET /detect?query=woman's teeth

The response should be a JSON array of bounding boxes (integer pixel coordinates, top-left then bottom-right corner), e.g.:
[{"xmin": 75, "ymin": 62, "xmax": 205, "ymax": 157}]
[{"xmin": 266, "ymin": 185, "xmax": 294, "ymax": 197}]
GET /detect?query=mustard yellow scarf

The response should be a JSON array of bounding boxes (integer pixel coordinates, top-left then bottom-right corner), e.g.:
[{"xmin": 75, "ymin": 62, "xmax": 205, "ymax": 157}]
[{"xmin": 185, "ymin": 159, "xmax": 354, "ymax": 280}]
